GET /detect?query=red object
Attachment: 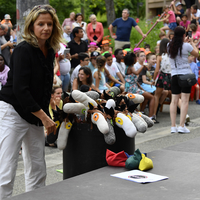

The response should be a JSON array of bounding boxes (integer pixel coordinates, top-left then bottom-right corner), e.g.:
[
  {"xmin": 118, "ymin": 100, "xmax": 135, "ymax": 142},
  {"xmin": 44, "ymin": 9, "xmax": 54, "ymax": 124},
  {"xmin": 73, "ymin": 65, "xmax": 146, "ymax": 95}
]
[
  {"xmin": 190, "ymin": 83, "xmax": 200, "ymax": 101},
  {"xmin": 136, "ymin": 18, "xmax": 139, "ymax": 23},
  {"xmin": 87, "ymin": 22, "xmax": 104, "ymax": 43},
  {"xmin": 106, "ymin": 149, "xmax": 128, "ymax": 167}
]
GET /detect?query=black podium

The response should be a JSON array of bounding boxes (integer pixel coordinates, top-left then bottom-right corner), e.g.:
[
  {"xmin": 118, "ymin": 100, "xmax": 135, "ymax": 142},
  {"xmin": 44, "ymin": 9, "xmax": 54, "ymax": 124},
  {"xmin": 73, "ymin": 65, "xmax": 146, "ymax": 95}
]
[{"xmin": 63, "ymin": 123, "xmax": 135, "ymax": 179}]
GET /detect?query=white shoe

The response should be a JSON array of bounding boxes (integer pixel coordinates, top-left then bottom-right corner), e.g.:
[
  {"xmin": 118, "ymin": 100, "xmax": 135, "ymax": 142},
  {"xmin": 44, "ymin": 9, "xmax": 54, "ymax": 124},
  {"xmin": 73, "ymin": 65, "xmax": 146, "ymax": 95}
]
[
  {"xmin": 171, "ymin": 126, "xmax": 177, "ymax": 133},
  {"xmin": 185, "ymin": 114, "xmax": 190, "ymax": 123},
  {"xmin": 178, "ymin": 125, "xmax": 190, "ymax": 133}
]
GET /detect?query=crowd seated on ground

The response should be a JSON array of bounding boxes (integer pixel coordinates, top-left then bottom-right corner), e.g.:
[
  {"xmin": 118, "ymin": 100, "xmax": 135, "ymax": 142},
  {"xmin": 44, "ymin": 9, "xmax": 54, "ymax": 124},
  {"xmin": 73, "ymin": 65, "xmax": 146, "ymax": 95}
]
[{"xmin": 1, "ymin": 3, "xmax": 200, "ymax": 147}]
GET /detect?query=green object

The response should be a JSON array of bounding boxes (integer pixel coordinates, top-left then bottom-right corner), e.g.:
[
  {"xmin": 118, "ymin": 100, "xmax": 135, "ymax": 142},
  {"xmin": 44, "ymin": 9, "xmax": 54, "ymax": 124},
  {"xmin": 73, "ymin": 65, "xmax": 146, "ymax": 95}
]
[
  {"xmin": 124, "ymin": 48, "xmax": 131, "ymax": 52},
  {"xmin": 101, "ymin": 51, "xmax": 109, "ymax": 56},
  {"xmin": 125, "ymin": 149, "xmax": 142, "ymax": 170},
  {"xmin": 56, "ymin": 169, "xmax": 63, "ymax": 174}
]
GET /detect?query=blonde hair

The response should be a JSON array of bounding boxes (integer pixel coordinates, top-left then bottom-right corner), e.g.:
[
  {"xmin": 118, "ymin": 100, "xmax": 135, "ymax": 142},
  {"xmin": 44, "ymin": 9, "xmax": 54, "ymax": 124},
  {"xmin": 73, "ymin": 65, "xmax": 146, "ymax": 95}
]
[
  {"xmin": 96, "ymin": 55, "xmax": 106, "ymax": 80},
  {"xmin": 23, "ymin": 4, "xmax": 63, "ymax": 51}
]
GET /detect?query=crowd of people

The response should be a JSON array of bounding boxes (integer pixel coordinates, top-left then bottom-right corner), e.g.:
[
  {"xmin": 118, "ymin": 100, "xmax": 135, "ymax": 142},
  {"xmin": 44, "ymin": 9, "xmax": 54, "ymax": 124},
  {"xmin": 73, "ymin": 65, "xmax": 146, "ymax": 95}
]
[{"xmin": 0, "ymin": 1, "xmax": 200, "ymax": 199}]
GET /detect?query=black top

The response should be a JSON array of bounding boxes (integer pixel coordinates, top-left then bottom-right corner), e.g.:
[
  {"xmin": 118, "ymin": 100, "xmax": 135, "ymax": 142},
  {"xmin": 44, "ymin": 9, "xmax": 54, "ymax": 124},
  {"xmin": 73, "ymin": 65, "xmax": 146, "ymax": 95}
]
[
  {"xmin": 68, "ymin": 39, "xmax": 88, "ymax": 69},
  {"xmin": 0, "ymin": 41, "xmax": 55, "ymax": 126},
  {"xmin": 138, "ymin": 67, "xmax": 155, "ymax": 85}
]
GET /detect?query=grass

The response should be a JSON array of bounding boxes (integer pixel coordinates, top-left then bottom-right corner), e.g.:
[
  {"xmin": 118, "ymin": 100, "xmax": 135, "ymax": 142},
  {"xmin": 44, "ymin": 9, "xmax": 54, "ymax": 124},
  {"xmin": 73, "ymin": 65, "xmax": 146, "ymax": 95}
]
[{"xmin": 103, "ymin": 16, "xmax": 163, "ymax": 52}]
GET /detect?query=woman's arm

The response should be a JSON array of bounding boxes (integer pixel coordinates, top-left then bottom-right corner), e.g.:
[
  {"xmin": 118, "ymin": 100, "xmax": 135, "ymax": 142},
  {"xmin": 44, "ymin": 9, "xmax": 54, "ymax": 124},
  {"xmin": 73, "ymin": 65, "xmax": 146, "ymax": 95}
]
[
  {"xmin": 153, "ymin": 56, "xmax": 161, "ymax": 81},
  {"xmin": 86, "ymin": 23, "xmax": 93, "ymax": 42},
  {"xmin": 97, "ymin": 22, "xmax": 104, "ymax": 43},
  {"xmin": 32, "ymin": 109, "xmax": 56, "ymax": 135},
  {"xmin": 130, "ymin": 65, "xmax": 144, "ymax": 75},
  {"xmin": 54, "ymin": 58, "xmax": 59, "ymax": 74},
  {"xmin": 190, "ymin": 41, "xmax": 199, "ymax": 57},
  {"xmin": 91, "ymin": 83, "xmax": 101, "ymax": 93},
  {"xmin": 94, "ymin": 71, "xmax": 100, "ymax": 89},
  {"xmin": 72, "ymin": 78, "xmax": 78, "ymax": 90}
]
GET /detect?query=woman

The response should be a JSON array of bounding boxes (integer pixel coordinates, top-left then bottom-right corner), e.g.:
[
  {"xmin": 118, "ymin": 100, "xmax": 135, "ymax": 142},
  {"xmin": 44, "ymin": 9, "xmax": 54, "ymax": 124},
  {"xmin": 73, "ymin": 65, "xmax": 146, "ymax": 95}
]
[
  {"xmin": 72, "ymin": 13, "xmax": 88, "ymax": 43},
  {"xmin": 0, "ymin": 5, "xmax": 63, "ymax": 199},
  {"xmin": 72, "ymin": 66, "xmax": 99, "ymax": 92},
  {"xmin": 87, "ymin": 14, "xmax": 104, "ymax": 47},
  {"xmin": 168, "ymin": 26, "xmax": 198, "ymax": 133},
  {"xmin": 0, "ymin": 54, "xmax": 9, "ymax": 90},
  {"xmin": 153, "ymin": 38, "xmax": 171, "ymax": 117}
]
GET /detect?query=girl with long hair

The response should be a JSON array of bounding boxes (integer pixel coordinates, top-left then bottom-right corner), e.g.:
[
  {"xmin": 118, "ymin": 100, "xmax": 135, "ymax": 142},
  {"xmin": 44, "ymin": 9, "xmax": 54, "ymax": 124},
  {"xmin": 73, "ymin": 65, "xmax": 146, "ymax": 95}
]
[{"xmin": 168, "ymin": 26, "xmax": 198, "ymax": 133}]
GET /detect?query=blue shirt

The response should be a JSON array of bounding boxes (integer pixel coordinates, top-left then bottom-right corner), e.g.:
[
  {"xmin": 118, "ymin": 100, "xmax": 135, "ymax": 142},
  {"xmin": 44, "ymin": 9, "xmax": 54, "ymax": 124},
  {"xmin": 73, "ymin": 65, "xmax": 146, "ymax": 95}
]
[
  {"xmin": 87, "ymin": 62, "xmax": 95, "ymax": 73},
  {"xmin": 112, "ymin": 17, "xmax": 137, "ymax": 41},
  {"xmin": 190, "ymin": 62, "xmax": 199, "ymax": 81}
]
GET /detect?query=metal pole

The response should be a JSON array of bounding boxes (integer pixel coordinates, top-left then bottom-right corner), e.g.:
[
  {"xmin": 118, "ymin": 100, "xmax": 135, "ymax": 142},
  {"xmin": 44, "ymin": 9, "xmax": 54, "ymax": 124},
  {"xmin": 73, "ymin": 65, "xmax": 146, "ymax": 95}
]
[{"xmin": 135, "ymin": 0, "xmax": 176, "ymax": 48}]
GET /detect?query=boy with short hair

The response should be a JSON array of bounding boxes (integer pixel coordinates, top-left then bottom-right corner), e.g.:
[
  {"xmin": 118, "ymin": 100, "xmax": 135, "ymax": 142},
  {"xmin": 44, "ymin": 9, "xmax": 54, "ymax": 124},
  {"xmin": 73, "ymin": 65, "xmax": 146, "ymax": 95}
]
[
  {"xmin": 104, "ymin": 52, "xmax": 125, "ymax": 92},
  {"xmin": 71, "ymin": 52, "xmax": 90, "ymax": 86},
  {"xmin": 134, "ymin": 51, "xmax": 146, "ymax": 71},
  {"xmin": 157, "ymin": 32, "xmax": 166, "ymax": 45},
  {"xmin": 171, "ymin": 1, "xmax": 184, "ymax": 24}
]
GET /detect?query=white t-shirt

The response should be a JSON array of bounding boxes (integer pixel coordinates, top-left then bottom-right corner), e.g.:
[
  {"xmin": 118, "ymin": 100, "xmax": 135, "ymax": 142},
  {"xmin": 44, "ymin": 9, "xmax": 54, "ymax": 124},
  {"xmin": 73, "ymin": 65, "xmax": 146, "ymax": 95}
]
[
  {"xmin": 63, "ymin": 32, "xmax": 71, "ymax": 42},
  {"xmin": 133, "ymin": 62, "xmax": 142, "ymax": 71},
  {"xmin": 71, "ymin": 64, "xmax": 81, "ymax": 86},
  {"xmin": 114, "ymin": 61, "xmax": 126, "ymax": 77},
  {"xmin": 168, "ymin": 43, "xmax": 193, "ymax": 76},
  {"xmin": 72, "ymin": 21, "xmax": 87, "ymax": 40},
  {"xmin": 192, "ymin": 9, "xmax": 200, "ymax": 19},
  {"xmin": 58, "ymin": 43, "xmax": 71, "ymax": 75},
  {"xmin": 105, "ymin": 62, "xmax": 119, "ymax": 79}
]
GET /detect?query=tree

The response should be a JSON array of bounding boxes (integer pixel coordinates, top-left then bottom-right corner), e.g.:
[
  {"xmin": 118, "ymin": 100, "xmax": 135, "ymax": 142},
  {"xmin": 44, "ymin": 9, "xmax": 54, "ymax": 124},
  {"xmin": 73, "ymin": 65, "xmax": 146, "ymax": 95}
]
[
  {"xmin": 16, "ymin": 0, "xmax": 49, "ymax": 43},
  {"xmin": 105, "ymin": 0, "xmax": 116, "ymax": 26}
]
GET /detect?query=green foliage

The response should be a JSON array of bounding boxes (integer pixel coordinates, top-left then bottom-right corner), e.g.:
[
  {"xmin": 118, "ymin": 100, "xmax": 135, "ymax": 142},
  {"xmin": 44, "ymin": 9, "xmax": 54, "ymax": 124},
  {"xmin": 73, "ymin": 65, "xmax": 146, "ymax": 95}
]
[
  {"xmin": 49, "ymin": 0, "xmax": 79, "ymax": 24},
  {"xmin": 104, "ymin": 16, "xmax": 163, "ymax": 52},
  {"xmin": 0, "ymin": 0, "xmax": 16, "ymax": 24}
]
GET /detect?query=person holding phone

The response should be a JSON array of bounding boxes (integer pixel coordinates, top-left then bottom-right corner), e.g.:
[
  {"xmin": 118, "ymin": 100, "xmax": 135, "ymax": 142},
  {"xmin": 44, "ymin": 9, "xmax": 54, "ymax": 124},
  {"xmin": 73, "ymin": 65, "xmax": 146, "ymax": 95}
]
[{"xmin": 72, "ymin": 13, "xmax": 88, "ymax": 43}]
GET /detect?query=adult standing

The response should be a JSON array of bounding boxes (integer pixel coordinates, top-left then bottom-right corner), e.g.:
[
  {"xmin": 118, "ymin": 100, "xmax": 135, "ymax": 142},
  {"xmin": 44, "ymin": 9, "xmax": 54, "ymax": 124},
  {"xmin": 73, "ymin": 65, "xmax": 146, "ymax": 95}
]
[
  {"xmin": 109, "ymin": 9, "xmax": 146, "ymax": 49},
  {"xmin": 0, "ymin": 24, "xmax": 13, "ymax": 66},
  {"xmin": 87, "ymin": 14, "xmax": 104, "ymax": 47},
  {"xmin": 168, "ymin": 26, "xmax": 198, "ymax": 133},
  {"xmin": 63, "ymin": 25, "xmax": 72, "ymax": 43},
  {"xmin": 62, "ymin": 12, "xmax": 75, "ymax": 31},
  {"xmin": 0, "ymin": 5, "xmax": 63, "ymax": 199},
  {"xmin": 68, "ymin": 27, "xmax": 88, "ymax": 69},
  {"xmin": 1, "ymin": 14, "xmax": 12, "ymax": 28},
  {"xmin": 72, "ymin": 13, "xmax": 88, "ymax": 43}
]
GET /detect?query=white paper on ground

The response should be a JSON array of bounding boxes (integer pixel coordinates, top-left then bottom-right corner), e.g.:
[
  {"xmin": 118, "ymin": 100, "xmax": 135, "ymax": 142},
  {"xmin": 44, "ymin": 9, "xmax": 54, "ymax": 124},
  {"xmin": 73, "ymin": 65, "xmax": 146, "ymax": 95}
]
[{"xmin": 111, "ymin": 170, "xmax": 168, "ymax": 184}]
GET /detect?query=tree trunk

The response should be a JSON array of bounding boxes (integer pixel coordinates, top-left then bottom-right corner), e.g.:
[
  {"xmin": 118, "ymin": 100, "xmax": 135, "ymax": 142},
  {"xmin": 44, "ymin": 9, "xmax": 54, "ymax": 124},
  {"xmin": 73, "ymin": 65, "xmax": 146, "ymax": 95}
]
[
  {"xmin": 16, "ymin": 0, "xmax": 49, "ymax": 43},
  {"xmin": 105, "ymin": 0, "xmax": 116, "ymax": 27}
]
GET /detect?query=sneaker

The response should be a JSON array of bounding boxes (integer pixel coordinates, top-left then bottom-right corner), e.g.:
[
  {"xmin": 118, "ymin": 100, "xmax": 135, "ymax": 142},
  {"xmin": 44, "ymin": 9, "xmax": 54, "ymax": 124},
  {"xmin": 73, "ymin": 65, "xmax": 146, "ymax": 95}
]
[
  {"xmin": 151, "ymin": 117, "xmax": 159, "ymax": 124},
  {"xmin": 171, "ymin": 126, "xmax": 177, "ymax": 133},
  {"xmin": 196, "ymin": 100, "xmax": 200, "ymax": 104},
  {"xmin": 185, "ymin": 114, "xmax": 190, "ymax": 124},
  {"xmin": 178, "ymin": 125, "xmax": 190, "ymax": 133}
]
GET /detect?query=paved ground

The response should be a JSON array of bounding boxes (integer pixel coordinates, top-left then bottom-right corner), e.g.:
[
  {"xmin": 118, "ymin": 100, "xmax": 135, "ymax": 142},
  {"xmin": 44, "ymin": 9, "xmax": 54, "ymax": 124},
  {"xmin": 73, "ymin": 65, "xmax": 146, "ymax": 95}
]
[{"xmin": 13, "ymin": 100, "xmax": 200, "ymax": 197}]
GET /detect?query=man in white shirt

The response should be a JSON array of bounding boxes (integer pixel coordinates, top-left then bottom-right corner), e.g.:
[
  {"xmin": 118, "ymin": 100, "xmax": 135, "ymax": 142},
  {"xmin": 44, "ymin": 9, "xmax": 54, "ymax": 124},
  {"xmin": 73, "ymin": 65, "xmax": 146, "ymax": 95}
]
[
  {"xmin": 63, "ymin": 25, "xmax": 71, "ymax": 43},
  {"xmin": 191, "ymin": 4, "xmax": 200, "ymax": 23},
  {"xmin": 114, "ymin": 49, "xmax": 126, "ymax": 77}
]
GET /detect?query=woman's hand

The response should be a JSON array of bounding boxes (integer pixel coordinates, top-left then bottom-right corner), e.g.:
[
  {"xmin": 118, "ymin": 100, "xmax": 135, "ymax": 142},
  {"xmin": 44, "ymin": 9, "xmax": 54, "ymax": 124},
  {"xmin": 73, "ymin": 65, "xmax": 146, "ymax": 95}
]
[{"xmin": 42, "ymin": 116, "xmax": 56, "ymax": 136}]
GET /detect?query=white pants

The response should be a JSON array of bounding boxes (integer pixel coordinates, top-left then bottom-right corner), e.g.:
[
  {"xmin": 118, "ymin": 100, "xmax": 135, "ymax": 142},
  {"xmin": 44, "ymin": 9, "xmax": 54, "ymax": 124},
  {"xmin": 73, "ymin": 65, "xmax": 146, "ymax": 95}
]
[
  {"xmin": 114, "ymin": 40, "xmax": 131, "ymax": 50},
  {"xmin": 0, "ymin": 101, "xmax": 46, "ymax": 200}
]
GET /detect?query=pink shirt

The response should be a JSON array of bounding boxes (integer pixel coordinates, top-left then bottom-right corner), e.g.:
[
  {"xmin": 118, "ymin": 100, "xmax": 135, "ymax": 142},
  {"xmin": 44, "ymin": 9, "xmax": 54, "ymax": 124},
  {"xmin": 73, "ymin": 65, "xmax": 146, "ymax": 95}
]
[
  {"xmin": 168, "ymin": 10, "xmax": 176, "ymax": 23},
  {"xmin": 180, "ymin": 20, "xmax": 190, "ymax": 29},
  {"xmin": 0, "ymin": 65, "xmax": 9, "ymax": 86},
  {"xmin": 192, "ymin": 31, "xmax": 200, "ymax": 40}
]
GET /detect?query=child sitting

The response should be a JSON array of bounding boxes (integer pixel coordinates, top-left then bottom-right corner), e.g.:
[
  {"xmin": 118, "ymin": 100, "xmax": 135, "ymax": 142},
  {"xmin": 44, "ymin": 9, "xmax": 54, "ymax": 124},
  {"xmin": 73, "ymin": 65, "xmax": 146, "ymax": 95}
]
[
  {"xmin": 137, "ymin": 52, "xmax": 156, "ymax": 94},
  {"xmin": 171, "ymin": 1, "xmax": 184, "ymax": 24},
  {"xmin": 168, "ymin": 31, "xmax": 174, "ymax": 40},
  {"xmin": 188, "ymin": 53, "xmax": 200, "ymax": 104},
  {"xmin": 179, "ymin": 14, "xmax": 190, "ymax": 32},
  {"xmin": 157, "ymin": 5, "xmax": 177, "ymax": 37},
  {"xmin": 104, "ymin": 52, "xmax": 125, "ymax": 92},
  {"xmin": 189, "ymin": 24, "xmax": 200, "ymax": 41},
  {"xmin": 88, "ymin": 42, "xmax": 98, "ymax": 55},
  {"xmin": 157, "ymin": 32, "xmax": 167, "ymax": 45}
]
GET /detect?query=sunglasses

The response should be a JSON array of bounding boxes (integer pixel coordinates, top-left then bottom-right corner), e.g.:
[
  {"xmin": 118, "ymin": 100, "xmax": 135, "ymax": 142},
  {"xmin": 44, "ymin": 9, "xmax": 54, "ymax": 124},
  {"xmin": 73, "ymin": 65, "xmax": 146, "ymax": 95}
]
[{"xmin": 32, "ymin": 5, "xmax": 56, "ymax": 14}]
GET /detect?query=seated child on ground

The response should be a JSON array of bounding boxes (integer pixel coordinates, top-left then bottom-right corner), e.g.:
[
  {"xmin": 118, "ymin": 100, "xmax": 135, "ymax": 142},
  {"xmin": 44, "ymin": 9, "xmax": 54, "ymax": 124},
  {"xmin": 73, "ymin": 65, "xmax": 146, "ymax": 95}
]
[
  {"xmin": 179, "ymin": 14, "xmax": 190, "ymax": 32},
  {"xmin": 188, "ymin": 53, "xmax": 200, "ymax": 104}
]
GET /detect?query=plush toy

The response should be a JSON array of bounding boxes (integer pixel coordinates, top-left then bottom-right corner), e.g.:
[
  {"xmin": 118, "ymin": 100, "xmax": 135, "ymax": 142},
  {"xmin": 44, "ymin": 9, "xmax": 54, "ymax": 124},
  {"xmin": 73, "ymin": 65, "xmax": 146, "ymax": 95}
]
[
  {"xmin": 115, "ymin": 113, "xmax": 137, "ymax": 138},
  {"xmin": 85, "ymin": 91, "xmax": 100, "ymax": 100},
  {"xmin": 72, "ymin": 90, "xmax": 97, "ymax": 109},
  {"xmin": 57, "ymin": 120, "xmax": 73, "ymax": 150},
  {"xmin": 130, "ymin": 112, "xmax": 147, "ymax": 133},
  {"xmin": 126, "ymin": 93, "xmax": 144, "ymax": 104}
]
